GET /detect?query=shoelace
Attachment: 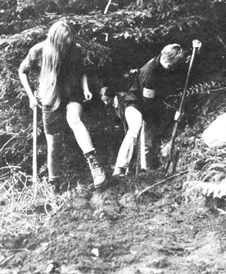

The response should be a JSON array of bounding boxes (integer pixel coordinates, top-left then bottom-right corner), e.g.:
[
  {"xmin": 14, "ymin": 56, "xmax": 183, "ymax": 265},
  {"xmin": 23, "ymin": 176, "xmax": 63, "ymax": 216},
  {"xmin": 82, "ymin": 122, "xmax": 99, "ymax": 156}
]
[
  {"xmin": 89, "ymin": 156, "xmax": 100, "ymax": 168},
  {"xmin": 88, "ymin": 156, "xmax": 104, "ymax": 177},
  {"xmin": 93, "ymin": 167, "xmax": 104, "ymax": 177}
]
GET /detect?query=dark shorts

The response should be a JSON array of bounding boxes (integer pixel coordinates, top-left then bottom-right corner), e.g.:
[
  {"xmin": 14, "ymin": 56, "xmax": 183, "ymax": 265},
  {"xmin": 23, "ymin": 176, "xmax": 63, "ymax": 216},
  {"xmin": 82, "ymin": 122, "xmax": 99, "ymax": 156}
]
[{"xmin": 42, "ymin": 103, "xmax": 67, "ymax": 135}]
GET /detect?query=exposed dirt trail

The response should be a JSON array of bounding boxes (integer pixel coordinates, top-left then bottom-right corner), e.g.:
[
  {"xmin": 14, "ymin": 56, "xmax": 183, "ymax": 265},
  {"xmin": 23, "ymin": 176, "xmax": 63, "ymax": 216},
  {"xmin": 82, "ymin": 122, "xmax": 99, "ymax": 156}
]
[{"xmin": 2, "ymin": 172, "xmax": 226, "ymax": 274}]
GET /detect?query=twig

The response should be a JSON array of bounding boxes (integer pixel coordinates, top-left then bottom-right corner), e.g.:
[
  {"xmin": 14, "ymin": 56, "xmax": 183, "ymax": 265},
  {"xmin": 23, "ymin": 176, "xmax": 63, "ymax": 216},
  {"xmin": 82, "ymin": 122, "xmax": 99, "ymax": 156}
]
[
  {"xmin": 216, "ymin": 35, "xmax": 226, "ymax": 51},
  {"xmin": 104, "ymin": 0, "xmax": 112, "ymax": 14},
  {"xmin": 0, "ymin": 166, "xmax": 21, "ymax": 170},
  {"xmin": 136, "ymin": 170, "xmax": 188, "ymax": 200},
  {"xmin": 136, "ymin": 0, "xmax": 144, "ymax": 5},
  {"xmin": 0, "ymin": 254, "xmax": 14, "ymax": 266},
  {"xmin": 0, "ymin": 133, "xmax": 20, "ymax": 153}
]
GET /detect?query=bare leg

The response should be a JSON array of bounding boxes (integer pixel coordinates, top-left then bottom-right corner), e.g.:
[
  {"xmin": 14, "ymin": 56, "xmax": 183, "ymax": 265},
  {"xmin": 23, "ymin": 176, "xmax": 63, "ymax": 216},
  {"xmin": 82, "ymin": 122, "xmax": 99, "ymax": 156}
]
[
  {"xmin": 66, "ymin": 102, "xmax": 106, "ymax": 187},
  {"xmin": 66, "ymin": 102, "xmax": 95, "ymax": 154}
]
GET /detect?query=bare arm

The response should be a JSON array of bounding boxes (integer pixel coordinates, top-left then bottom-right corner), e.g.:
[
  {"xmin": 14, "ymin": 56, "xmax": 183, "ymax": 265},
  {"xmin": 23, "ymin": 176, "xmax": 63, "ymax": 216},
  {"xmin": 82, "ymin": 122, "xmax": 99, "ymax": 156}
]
[
  {"xmin": 18, "ymin": 42, "xmax": 44, "ymax": 109},
  {"xmin": 18, "ymin": 67, "xmax": 38, "ymax": 109},
  {"xmin": 82, "ymin": 74, "xmax": 92, "ymax": 101}
]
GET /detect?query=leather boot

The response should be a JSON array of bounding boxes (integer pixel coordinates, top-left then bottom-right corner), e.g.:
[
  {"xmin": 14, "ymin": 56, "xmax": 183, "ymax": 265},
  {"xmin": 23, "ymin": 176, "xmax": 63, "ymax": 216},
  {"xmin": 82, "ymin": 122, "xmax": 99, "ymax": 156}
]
[{"xmin": 85, "ymin": 151, "xmax": 106, "ymax": 188}]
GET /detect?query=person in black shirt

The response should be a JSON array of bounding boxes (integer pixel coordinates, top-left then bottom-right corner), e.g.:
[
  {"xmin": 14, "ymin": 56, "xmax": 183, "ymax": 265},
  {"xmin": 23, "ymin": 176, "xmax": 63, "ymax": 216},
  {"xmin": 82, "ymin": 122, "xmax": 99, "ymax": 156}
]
[{"xmin": 113, "ymin": 43, "xmax": 186, "ymax": 176}]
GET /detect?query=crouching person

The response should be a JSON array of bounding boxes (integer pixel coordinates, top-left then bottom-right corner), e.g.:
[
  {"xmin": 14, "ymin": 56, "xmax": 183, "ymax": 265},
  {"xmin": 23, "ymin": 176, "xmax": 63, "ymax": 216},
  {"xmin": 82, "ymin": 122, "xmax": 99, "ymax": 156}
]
[
  {"xmin": 113, "ymin": 43, "xmax": 186, "ymax": 177},
  {"xmin": 100, "ymin": 86, "xmax": 128, "ymax": 134},
  {"xmin": 18, "ymin": 20, "xmax": 107, "ymax": 191},
  {"xmin": 100, "ymin": 85, "xmax": 155, "ymax": 175}
]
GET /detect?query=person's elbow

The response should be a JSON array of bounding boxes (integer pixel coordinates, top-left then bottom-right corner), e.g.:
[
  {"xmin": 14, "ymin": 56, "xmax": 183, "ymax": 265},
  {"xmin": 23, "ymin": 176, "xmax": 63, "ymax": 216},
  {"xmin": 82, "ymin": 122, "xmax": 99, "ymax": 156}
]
[{"xmin": 18, "ymin": 66, "xmax": 27, "ymax": 81}]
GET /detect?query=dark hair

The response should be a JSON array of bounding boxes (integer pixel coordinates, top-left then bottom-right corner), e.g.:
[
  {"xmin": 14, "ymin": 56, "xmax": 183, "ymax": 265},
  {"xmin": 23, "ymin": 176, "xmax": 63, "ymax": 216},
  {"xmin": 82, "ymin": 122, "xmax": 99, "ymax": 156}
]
[{"xmin": 100, "ymin": 86, "xmax": 115, "ymax": 99}]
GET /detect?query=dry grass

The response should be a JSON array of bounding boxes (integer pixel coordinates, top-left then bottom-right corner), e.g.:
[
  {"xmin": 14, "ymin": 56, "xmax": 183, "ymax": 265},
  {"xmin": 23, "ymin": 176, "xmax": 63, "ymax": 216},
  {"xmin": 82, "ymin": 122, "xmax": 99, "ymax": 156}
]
[{"xmin": 0, "ymin": 167, "xmax": 71, "ymax": 237}]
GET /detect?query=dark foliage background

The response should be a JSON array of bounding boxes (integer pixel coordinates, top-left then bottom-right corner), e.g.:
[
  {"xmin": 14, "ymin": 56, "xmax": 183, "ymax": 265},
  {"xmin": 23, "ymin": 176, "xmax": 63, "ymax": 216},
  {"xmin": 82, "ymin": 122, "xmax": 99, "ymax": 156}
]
[{"xmin": 1, "ymin": 0, "xmax": 226, "ymax": 178}]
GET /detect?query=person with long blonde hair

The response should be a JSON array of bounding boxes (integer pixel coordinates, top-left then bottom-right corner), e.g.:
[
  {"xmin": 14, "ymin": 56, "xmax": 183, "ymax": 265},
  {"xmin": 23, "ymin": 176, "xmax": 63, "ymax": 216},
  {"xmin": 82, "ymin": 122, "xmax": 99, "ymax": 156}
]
[{"xmin": 19, "ymin": 20, "xmax": 106, "ymax": 191}]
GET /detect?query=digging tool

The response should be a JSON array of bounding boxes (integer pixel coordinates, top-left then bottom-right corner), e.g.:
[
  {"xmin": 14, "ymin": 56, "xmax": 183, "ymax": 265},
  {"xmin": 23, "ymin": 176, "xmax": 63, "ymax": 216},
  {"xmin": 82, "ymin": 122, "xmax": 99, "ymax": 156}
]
[
  {"xmin": 33, "ymin": 92, "xmax": 38, "ymax": 199},
  {"xmin": 165, "ymin": 40, "xmax": 202, "ymax": 175},
  {"xmin": 135, "ymin": 121, "xmax": 147, "ymax": 174},
  {"xmin": 140, "ymin": 121, "xmax": 147, "ymax": 171}
]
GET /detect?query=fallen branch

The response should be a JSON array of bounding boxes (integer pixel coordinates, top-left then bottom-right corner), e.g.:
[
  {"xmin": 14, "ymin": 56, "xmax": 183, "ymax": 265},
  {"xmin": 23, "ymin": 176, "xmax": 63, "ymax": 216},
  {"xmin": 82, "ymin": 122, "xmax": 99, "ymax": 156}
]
[{"xmin": 136, "ymin": 170, "xmax": 188, "ymax": 200}]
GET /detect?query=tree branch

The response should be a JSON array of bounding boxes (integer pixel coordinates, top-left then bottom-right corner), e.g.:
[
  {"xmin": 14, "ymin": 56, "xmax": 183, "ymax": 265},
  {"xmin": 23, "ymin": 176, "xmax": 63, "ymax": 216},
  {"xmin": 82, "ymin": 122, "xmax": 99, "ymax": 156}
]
[{"xmin": 136, "ymin": 170, "xmax": 188, "ymax": 200}]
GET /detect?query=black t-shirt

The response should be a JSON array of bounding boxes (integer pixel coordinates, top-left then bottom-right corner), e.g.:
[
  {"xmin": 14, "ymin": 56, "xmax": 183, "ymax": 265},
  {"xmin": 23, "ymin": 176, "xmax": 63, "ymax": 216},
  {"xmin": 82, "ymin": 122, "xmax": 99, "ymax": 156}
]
[{"xmin": 125, "ymin": 55, "xmax": 186, "ymax": 122}]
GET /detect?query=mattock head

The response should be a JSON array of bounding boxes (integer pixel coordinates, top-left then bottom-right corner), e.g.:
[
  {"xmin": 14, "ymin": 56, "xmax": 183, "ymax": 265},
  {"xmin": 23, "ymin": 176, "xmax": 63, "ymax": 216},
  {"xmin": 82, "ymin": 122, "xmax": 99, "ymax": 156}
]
[{"xmin": 192, "ymin": 39, "xmax": 202, "ymax": 52}]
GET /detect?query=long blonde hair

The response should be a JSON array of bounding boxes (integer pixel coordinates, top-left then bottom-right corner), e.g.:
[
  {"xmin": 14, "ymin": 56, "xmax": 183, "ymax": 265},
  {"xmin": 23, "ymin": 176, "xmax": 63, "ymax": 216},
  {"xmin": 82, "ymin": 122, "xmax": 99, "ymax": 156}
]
[{"xmin": 39, "ymin": 20, "xmax": 77, "ymax": 110}]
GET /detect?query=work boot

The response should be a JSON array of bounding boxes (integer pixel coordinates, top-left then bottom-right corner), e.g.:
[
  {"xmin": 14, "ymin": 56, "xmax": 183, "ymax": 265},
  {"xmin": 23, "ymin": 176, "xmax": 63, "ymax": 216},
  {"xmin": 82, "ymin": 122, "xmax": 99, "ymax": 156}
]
[{"xmin": 85, "ymin": 151, "xmax": 106, "ymax": 188}]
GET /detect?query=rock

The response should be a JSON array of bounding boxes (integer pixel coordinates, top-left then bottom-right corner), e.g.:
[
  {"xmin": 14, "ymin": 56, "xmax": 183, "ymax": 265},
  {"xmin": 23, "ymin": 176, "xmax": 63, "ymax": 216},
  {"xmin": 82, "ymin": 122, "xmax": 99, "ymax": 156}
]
[{"xmin": 202, "ymin": 113, "xmax": 226, "ymax": 148}]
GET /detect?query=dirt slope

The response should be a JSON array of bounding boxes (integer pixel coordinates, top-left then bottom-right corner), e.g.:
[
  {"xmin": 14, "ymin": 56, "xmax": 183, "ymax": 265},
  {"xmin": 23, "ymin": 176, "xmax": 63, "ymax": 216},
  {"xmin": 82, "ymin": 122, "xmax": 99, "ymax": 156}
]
[{"xmin": 1, "ymin": 167, "xmax": 226, "ymax": 274}]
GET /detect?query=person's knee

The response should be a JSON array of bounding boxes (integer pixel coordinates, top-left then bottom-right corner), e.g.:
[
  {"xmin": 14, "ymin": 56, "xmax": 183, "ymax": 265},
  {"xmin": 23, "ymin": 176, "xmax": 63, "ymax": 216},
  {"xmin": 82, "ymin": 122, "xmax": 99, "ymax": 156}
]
[
  {"xmin": 128, "ymin": 121, "xmax": 143, "ymax": 138},
  {"xmin": 125, "ymin": 107, "xmax": 143, "ymax": 137},
  {"xmin": 66, "ymin": 102, "xmax": 82, "ymax": 127},
  {"xmin": 127, "ymin": 126, "xmax": 141, "ymax": 139},
  {"xmin": 67, "ymin": 112, "xmax": 81, "ymax": 127}
]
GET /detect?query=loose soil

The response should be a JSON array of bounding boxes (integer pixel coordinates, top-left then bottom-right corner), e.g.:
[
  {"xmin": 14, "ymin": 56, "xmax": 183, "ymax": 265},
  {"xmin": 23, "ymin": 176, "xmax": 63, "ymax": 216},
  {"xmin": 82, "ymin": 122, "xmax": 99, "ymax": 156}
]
[
  {"xmin": 1, "ymin": 105, "xmax": 226, "ymax": 274},
  {"xmin": 1, "ymin": 162, "xmax": 226, "ymax": 274}
]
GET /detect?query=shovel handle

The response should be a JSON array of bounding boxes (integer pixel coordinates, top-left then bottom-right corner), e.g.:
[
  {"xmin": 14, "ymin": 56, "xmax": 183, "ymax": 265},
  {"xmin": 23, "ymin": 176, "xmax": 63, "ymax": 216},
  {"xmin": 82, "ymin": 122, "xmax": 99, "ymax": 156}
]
[
  {"xmin": 165, "ymin": 40, "xmax": 202, "ymax": 175},
  {"xmin": 33, "ymin": 103, "xmax": 37, "ymax": 185}
]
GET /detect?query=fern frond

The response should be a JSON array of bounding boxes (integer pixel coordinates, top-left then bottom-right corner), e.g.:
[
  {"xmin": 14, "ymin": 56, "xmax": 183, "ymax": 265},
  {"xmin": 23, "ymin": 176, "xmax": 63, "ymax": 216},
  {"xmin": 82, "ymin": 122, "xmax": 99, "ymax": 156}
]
[
  {"xmin": 165, "ymin": 80, "xmax": 226, "ymax": 100},
  {"xmin": 183, "ymin": 180, "xmax": 226, "ymax": 199}
]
